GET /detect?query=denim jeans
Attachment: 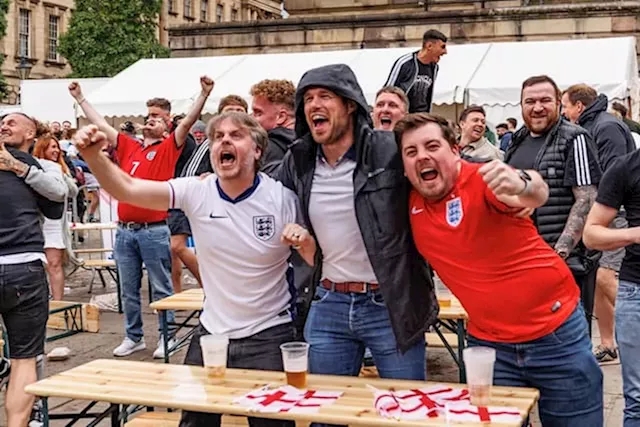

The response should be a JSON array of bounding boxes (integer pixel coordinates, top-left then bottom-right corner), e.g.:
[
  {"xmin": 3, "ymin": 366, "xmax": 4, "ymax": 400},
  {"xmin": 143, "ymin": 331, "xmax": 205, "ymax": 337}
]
[
  {"xmin": 179, "ymin": 322, "xmax": 296, "ymax": 427},
  {"xmin": 468, "ymin": 305, "xmax": 603, "ymax": 427},
  {"xmin": 616, "ymin": 280, "xmax": 640, "ymax": 426},
  {"xmin": 114, "ymin": 225, "xmax": 175, "ymax": 342}
]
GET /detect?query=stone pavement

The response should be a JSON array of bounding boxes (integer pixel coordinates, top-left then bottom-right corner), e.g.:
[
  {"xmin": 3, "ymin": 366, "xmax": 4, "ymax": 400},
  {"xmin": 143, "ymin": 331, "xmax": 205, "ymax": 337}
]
[{"xmin": 0, "ymin": 268, "xmax": 625, "ymax": 425}]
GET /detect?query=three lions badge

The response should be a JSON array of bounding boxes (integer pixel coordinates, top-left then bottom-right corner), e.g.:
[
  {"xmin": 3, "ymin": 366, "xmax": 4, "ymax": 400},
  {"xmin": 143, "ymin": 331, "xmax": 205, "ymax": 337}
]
[
  {"xmin": 253, "ymin": 215, "xmax": 275, "ymax": 241},
  {"xmin": 446, "ymin": 197, "xmax": 463, "ymax": 227}
]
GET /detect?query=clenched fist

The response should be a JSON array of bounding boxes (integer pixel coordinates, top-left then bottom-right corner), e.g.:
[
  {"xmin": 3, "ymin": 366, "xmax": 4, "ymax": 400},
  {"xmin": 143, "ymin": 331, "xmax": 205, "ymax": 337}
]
[
  {"xmin": 73, "ymin": 125, "xmax": 108, "ymax": 156},
  {"xmin": 200, "ymin": 76, "xmax": 214, "ymax": 96},
  {"xmin": 478, "ymin": 160, "xmax": 526, "ymax": 197},
  {"xmin": 281, "ymin": 223, "xmax": 312, "ymax": 250},
  {"xmin": 68, "ymin": 81, "xmax": 83, "ymax": 100}
]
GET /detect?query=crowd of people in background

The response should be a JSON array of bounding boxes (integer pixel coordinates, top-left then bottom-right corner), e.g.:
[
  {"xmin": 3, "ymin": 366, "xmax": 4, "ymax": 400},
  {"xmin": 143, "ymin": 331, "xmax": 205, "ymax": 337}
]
[{"xmin": 1, "ymin": 26, "xmax": 640, "ymax": 427}]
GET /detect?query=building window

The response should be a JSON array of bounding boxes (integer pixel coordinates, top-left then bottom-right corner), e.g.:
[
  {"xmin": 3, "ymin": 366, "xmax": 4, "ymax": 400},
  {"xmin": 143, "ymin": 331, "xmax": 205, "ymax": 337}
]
[
  {"xmin": 48, "ymin": 15, "xmax": 60, "ymax": 61},
  {"xmin": 168, "ymin": 0, "xmax": 176, "ymax": 14},
  {"xmin": 231, "ymin": 8, "xmax": 238, "ymax": 21},
  {"xmin": 201, "ymin": 0, "xmax": 209, "ymax": 21},
  {"xmin": 216, "ymin": 4, "xmax": 223, "ymax": 22},
  {"xmin": 184, "ymin": 0, "xmax": 193, "ymax": 17},
  {"xmin": 18, "ymin": 9, "xmax": 31, "ymax": 58}
]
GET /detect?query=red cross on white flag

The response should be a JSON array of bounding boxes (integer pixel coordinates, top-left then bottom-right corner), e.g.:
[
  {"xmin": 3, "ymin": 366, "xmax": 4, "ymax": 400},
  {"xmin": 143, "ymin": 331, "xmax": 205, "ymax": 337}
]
[{"xmin": 234, "ymin": 385, "xmax": 342, "ymax": 414}]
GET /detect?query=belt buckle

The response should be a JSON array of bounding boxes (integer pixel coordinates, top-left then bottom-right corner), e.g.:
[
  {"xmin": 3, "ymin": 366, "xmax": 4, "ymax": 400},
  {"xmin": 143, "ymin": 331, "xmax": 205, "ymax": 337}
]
[{"xmin": 125, "ymin": 221, "xmax": 138, "ymax": 230}]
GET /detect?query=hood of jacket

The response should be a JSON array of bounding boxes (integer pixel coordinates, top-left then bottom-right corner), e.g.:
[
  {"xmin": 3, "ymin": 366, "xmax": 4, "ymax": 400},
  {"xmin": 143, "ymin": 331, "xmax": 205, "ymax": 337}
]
[
  {"xmin": 294, "ymin": 64, "xmax": 373, "ymax": 139},
  {"xmin": 577, "ymin": 93, "xmax": 608, "ymax": 127},
  {"xmin": 268, "ymin": 126, "xmax": 296, "ymax": 150}
]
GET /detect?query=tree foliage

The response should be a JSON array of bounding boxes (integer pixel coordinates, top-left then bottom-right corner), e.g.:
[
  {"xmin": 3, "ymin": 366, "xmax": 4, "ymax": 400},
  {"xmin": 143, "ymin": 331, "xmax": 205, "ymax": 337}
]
[
  {"xmin": 0, "ymin": 0, "xmax": 9, "ymax": 97},
  {"xmin": 59, "ymin": 0, "xmax": 169, "ymax": 78}
]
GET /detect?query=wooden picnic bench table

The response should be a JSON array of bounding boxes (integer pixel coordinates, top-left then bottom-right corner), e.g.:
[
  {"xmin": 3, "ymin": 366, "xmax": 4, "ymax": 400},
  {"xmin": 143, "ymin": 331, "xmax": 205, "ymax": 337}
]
[
  {"xmin": 150, "ymin": 290, "xmax": 470, "ymax": 381},
  {"xmin": 25, "ymin": 359, "xmax": 538, "ymax": 427}
]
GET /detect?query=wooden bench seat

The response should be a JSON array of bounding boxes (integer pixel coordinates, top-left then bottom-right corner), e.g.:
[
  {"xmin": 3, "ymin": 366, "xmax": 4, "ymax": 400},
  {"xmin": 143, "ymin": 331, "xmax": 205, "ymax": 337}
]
[
  {"xmin": 425, "ymin": 332, "xmax": 461, "ymax": 348},
  {"xmin": 125, "ymin": 412, "xmax": 249, "ymax": 426},
  {"xmin": 82, "ymin": 259, "xmax": 116, "ymax": 268},
  {"xmin": 74, "ymin": 248, "xmax": 113, "ymax": 254}
]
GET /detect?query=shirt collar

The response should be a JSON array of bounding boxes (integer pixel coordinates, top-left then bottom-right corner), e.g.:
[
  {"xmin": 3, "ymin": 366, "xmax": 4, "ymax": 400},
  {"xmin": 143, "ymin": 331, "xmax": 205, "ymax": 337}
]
[
  {"xmin": 317, "ymin": 144, "xmax": 356, "ymax": 165},
  {"xmin": 216, "ymin": 174, "xmax": 261, "ymax": 204}
]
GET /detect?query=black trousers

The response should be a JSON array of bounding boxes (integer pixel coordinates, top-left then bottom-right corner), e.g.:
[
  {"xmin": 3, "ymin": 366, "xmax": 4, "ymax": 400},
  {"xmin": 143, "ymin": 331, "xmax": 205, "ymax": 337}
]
[
  {"xmin": 179, "ymin": 322, "xmax": 296, "ymax": 427},
  {"xmin": 572, "ymin": 267, "xmax": 597, "ymax": 338}
]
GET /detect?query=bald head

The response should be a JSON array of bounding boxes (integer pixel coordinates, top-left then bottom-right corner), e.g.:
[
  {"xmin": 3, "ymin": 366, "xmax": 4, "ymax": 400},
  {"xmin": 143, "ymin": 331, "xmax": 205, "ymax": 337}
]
[{"xmin": 0, "ymin": 113, "xmax": 37, "ymax": 151}]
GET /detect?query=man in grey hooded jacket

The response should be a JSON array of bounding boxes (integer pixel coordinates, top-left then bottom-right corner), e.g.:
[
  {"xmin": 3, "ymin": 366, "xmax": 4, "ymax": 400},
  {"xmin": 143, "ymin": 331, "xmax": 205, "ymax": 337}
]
[{"xmin": 275, "ymin": 65, "xmax": 437, "ymax": 419}]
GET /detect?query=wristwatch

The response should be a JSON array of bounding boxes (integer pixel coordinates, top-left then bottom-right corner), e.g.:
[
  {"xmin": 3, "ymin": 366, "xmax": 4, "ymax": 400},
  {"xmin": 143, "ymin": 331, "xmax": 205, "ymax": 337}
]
[{"xmin": 515, "ymin": 169, "xmax": 532, "ymax": 195}]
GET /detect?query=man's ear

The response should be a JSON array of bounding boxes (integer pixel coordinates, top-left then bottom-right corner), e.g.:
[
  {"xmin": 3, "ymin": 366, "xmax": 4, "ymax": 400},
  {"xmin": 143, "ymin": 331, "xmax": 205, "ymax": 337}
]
[
  {"xmin": 276, "ymin": 109, "xmax": 288, "ymax": 127},
  {"xmin": 347, "ymin": 100, "xmax": 357, "ymax": 115}
]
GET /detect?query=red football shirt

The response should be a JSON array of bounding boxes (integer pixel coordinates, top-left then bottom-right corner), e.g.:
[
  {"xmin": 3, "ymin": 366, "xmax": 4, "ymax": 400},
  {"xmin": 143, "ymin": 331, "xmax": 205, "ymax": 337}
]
[
  {"xmin": 410, "ymin": 161, "xmax": 579, "ymax": 343},
  {"xmin": 115, "ymin": 132, "xmax": 183, "ymax": 223}
]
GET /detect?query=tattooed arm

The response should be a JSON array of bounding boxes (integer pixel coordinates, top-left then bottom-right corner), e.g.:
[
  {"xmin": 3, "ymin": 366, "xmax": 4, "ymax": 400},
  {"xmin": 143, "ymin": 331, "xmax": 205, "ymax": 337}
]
[{"xmin": 554, "ymin": 185, "xmax": 598, "ymax": 259}]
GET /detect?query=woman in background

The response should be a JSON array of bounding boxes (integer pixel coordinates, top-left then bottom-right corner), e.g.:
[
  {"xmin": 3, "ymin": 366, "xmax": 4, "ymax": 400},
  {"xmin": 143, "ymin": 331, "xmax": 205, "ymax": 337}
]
[{"xmin": 32, "ymin": 134, "xmax": 79, "ymax": 300}]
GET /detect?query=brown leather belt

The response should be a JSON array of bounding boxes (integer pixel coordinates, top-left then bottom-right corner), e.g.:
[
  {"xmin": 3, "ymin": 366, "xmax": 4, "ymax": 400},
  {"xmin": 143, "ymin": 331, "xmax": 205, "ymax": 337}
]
[{"xmin": 320, "ymin": 279, "xmax": 379, "ymax": 294}]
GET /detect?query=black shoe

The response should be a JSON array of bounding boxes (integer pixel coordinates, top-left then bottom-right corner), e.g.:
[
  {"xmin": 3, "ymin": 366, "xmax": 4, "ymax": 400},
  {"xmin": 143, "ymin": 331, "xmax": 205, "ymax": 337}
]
[
  {"xmin": 363, "ymin": 356, "xmax": 375, "ymax": 367},
  {"xmin": 0, "ymin": 358, "xmax": 10, "ymax": 390},
  {"xmin": 28, "ymin": 400, "xmax": 44, "ymax": 427},
  {"xmin": 593, "ymin": 345, "xmax": 618, "ymax": 363}
]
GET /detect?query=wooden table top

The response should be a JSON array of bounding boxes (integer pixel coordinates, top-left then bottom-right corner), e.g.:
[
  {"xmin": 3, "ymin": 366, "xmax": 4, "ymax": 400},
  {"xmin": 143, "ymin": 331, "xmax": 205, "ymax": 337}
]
[
  {"xmin": 150, "ymin": 289, "xmax": 468, "ymax": 321},
  {"xmin": 25, "ymin": 359, "xmax": 538, "ymax": 426},
  {"xmin": 70, "ymin": 222, "xmax": 117, "ymax": 231}
]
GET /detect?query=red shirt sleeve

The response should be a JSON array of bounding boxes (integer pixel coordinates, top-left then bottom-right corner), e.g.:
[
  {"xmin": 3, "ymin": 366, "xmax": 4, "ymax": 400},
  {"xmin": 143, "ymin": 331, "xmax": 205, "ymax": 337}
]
[
  {"xmin": 159, "ymin": 132, "xmax": 184, "ymax": 163},
  {"xmin": 115, "ymin": 133, "xmax": 138, "ymax": 165}
]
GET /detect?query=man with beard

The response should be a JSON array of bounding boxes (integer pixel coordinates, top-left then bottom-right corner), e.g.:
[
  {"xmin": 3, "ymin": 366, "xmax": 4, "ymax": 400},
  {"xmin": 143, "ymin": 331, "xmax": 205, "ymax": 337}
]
[
  {"xmin": 372, "ymin": 86, "xmax": 409, "ymax": 131},
  {"xmin": 458, "ymin": 105, "xmax": 503, "ymax": 161},
  {"xmin": 398, "ymin": 112, "xmax": 603, "ymax": 426},
  {"xmin": 72, "ymin": 113, "xmax": 312, "ymax": 427},
  {"xmin": 70, "ymin": 77, "xmax": 214, "ymax": 359},
  {"xmin": 562, "ymin": 84, "xmax": 635, "ymax": 363},
  {"xmin": 385, "ymin": 29, "xmax": 447, "ymax": 113},
  {"xmin": 276, "ymin": 65, "xmax": 437, "ymax": 424},
  {"xmin": 505, "ymin": 75, "xmax": 602, "ymax": 335},
  {"xmin": 250, "ymin": 79, "xmax": 297, "ymax": 174}
]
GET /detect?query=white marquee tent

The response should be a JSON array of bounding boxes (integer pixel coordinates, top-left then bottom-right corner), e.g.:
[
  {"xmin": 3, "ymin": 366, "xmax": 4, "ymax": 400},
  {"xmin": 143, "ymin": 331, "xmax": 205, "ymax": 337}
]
[
  {"xmin": 21, "ymin": 78, "xmax": 110, "ymax": 124},
  {"xmin": 78, "ymin": 37, "xmax": 639, "ymax": 128}
]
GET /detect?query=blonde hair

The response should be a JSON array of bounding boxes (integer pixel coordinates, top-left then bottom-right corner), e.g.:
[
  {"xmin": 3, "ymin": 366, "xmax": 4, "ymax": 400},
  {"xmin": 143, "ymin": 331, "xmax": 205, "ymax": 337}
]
[{"xmin": 207, "ymin": 112, "xmax": 268, "ymax": 171}]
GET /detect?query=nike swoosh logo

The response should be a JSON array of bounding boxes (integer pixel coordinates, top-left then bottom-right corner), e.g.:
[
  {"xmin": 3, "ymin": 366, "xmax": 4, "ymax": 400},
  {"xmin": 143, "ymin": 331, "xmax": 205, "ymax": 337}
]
[
  {"xmin": 209, "ymin": 214, "xmax": 228, "ymax": 219},
  {"xmin": 411, "ymin": 207, "xmax": 424, "ymax": 215}
]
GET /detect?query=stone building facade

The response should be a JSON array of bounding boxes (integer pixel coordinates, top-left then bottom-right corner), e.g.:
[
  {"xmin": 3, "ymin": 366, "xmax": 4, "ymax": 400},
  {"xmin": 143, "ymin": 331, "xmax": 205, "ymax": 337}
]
[
  {"xmin": 168, "ymin": 1, "xmax": 640, "ymax": 64},
  {"xmin": 1, "ymin": 0, "xmax": 74, "ymax": 104}
]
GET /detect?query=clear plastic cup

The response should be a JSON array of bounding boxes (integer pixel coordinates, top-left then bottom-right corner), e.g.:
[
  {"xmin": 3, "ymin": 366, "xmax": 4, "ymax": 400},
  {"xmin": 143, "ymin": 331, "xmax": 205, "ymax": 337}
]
[
  {"xmin": 463, "ymin": 346, "xmax": 496, "ymax": 406},
  {"xmin": 200, "ymin": 334, "xmax": 229, "ymax": 381},
  {"xmin": 434, "ymin": 273, "xmax": 452, "ymax": 308},
  {"xmin": 280, "ymin": 342, "xmax": 309, "ymax": 389}
]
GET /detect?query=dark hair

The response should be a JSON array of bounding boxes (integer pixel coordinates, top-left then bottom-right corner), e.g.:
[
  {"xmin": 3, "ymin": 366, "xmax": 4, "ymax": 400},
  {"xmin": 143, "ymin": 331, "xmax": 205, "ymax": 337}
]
[
  {"xmin": 146, "ymin": 97, "xmax": 172, "ymax": 112},
  {"xmin": 459, "ymin": 105, "xmax": 485, "ymax": 122},
  {"xmin": 496, "ymin": 123, "xmax": 508, "ymax": 130},
  {"xmin": 521, "ymin": 75, "xmax": 561, "ymax": 101},
  {"xmin": 506, "ymin": 117, "xmax": 517, "ymax": 128},
  {"xmin": 611, "ymin": 101, "xmax": 628, "ymax": 118},
  {"xmin": 563, "ymin": 84, "xmax": 598, "ymax": 108},
  {"xmin": 217, "ymin": 95, "xmax": 248, "ymax": 114},
  {"xmin": 394, "ymin": 113, "xmax": 457, "ymax": 150},
  {"xmin": 375, "ymin": 86, "xmax": 410, "ymax": 110},
  {"xmin": 422, "ymin": 29, "xmax": 447, "ymax": 45}
]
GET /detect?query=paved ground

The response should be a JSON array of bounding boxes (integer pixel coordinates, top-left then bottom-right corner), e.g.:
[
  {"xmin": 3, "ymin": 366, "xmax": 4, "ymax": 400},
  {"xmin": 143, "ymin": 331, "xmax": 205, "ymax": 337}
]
[{"xmin": 0, "ymin": 265, "xmax": 625, "ymax": 426}]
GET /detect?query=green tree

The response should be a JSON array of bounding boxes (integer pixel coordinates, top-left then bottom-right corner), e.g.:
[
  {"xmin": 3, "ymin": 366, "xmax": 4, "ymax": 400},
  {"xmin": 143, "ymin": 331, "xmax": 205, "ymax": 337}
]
[
  {"xmin": 0, "ymin": 0, "xmax": 10, "ymax": 98},
  {"xmin": 59, "ymin": 0, "xmax": 169, "ymax": 78}
]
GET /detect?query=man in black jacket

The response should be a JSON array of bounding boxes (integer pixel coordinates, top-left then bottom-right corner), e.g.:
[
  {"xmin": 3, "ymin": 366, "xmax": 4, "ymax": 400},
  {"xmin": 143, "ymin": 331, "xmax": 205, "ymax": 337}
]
[
  {"xmin": 250, "ymin": 79, "xmax": 297, "ymax": 174},
  {"xmin": 384, "ymin": 29, "xmax": 447, "ymax": 113},
  {"xmin": 562, "ymin": 84, "xmax": 635, "ymax": 362},
  {"xmin": 505, "ymin": 75, "xmax": 602, "ymax": 336},
  {"xmin": 0, "ymin": 138, "xmax": 63, "ymax": 427},
  {"xmin": 275, "ymin": 65, "xmax": 437, "ymax": 414}
]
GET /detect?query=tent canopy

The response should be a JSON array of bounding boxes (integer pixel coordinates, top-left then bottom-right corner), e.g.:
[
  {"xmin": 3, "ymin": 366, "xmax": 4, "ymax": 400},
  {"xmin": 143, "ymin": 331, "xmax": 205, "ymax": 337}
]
[
  {"xmin": 21, "ymin": 78, "xmax": 109, "ymax": 124},
  {"xmin": 80, "ymin": 37, "xmax": 638, "ymax": 122}
]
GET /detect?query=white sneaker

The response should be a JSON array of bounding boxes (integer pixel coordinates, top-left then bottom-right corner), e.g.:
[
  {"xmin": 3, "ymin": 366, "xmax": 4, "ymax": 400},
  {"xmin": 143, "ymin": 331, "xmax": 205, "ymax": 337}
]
[
  {"xmin": 113, "ymin": 337, "xmax": 146, "ymax": 357},
  {"xmin": 152, "ymin": 337, "xmax": 177, "ymax": 359}
]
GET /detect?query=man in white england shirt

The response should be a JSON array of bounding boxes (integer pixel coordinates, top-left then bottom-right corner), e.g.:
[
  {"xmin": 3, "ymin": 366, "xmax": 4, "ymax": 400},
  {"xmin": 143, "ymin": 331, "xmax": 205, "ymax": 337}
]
[{"xmin": 72, "ymin": 112, "xmax": 315, "ymax": 427}]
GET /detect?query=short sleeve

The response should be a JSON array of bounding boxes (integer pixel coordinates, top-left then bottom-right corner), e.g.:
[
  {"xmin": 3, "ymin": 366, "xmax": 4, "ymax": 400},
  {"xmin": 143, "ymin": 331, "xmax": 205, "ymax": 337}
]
[
  {"xmin": 564, "ymin": 133, "xmax": 602, "ymax": 187},
  {"xmin": 115, "ymin": 133, "xmax": 137, "ymax": 165},
  {"xmin": 595, "ymin": 158, "xmax": 627, "ymax": 211},
  {"xmin": 168, "ymin": 177, "xmax": 199, "ymax": 216},
  {"xmin": 484, "ymin": 185, "xmax": 521, "ymax": 215},
  {"xmin": 282, "ymin": 186, "xmax": 301, "ymax": 226}
]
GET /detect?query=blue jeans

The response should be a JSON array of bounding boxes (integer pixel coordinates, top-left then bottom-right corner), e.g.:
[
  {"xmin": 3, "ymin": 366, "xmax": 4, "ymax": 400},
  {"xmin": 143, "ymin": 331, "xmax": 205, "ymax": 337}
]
[
  {"xmin": 114, "ymin": 225, "xmax": 175, "ymax": 342},
  {"xmin": 468, "ymin": 305, "xmax": 603, "ymax": 427},
  {"xmin": 617, "ymin": 280, "xmax": 640, "ymax": 426},
  {"xmin": 304, "ymin": 286, "xmax": 426, "ymax": 378}
]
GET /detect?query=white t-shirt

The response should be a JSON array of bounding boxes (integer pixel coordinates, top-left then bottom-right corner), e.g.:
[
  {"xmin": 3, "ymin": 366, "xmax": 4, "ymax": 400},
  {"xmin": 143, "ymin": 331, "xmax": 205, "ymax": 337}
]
[{"xmin": 168, "ymin": 172, "xmax": 299, "ymax": 339}]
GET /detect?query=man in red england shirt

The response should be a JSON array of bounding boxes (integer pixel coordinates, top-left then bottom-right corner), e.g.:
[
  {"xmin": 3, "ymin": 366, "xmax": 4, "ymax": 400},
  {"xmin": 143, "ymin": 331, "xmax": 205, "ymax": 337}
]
[
  {"xmin": 396, "ymin": 113, "xmax": 603, "ymax": 426},
  {"xmin": 69, "ymin": 76, "xmax": 214, "ymax": 358}
]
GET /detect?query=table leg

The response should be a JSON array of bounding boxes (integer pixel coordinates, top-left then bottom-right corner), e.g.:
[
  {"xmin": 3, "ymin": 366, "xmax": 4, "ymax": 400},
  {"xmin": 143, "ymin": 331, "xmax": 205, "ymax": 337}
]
[
  {"xmin": 110, "ymin": 403, "xmax": 120, "ymax": 427},
  {"xmin": 42, "ymin": 398, "xmax": 49, "ymax": 427},
  {"xmin": 161, "ymin": 310, "xmax": 169, "ymax": 364},
  {"xmin": 457, "ymin": 319, "xmax": 466, "ymax": 383}
]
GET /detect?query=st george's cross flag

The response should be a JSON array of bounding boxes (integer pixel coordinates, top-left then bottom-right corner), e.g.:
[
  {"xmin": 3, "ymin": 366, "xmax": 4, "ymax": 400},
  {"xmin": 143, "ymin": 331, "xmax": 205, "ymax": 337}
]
[{"xmin": 233, "ymin": 385, "xmax": 342, "ymax": 414}]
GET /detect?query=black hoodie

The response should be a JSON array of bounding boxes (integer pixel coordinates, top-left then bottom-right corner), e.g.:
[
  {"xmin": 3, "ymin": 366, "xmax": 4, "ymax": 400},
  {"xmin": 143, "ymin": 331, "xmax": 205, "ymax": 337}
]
[
  {"xmin": 577, "ymin": 94, "xmax": 636, "ymax": 172},
  {"xmin": 277, "ymin": 64, "xmax": 438, "ymax": 352},
  {"xmin": 261, "ymin": 127, "xmax": 296, "ymax": 175}
]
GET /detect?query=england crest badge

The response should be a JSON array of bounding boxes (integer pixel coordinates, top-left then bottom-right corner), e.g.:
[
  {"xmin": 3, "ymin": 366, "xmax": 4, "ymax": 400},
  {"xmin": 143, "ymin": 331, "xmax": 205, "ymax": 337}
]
[
  {"xmin": 253, "ymin": 215, "xmax": 275, "ymax": 241},
  {"xmin": 146, "ymin": 151, "xmax": 157, "ymax": 161},
  {"xmin": 445, "ymin": 197, "xmax": 463, "ymax": 227}
]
